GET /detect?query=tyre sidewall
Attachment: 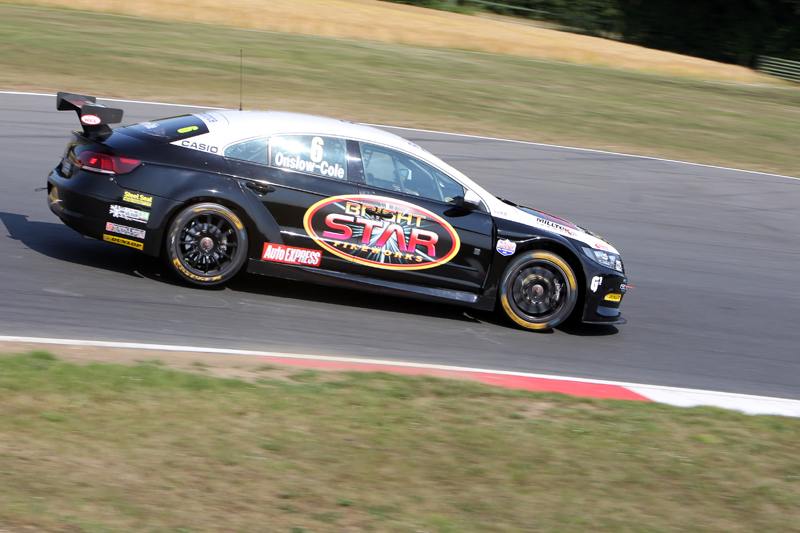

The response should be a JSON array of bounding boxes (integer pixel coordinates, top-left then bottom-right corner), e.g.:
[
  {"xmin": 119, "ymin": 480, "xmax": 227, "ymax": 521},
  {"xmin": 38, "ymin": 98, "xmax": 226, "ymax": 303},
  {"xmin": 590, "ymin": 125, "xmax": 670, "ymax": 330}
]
[
  {"xmin": 499, "ymin": 250, "xmax": 578, "ymax": 330},
  {"xmin": 166, "ymin": 203, "xmax": 248, "ymax": 286}
]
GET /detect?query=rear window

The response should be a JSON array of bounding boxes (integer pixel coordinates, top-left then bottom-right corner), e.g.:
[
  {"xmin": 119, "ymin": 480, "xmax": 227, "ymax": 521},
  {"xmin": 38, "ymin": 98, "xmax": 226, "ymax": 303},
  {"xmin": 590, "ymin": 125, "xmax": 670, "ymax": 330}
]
[
  {"xmin": 224, "ymin": 135, "xmax": 348, "ymax": 180},
  {"xmin": 118, "ymin": 115, "xmax": 209, "ymax": 142}
]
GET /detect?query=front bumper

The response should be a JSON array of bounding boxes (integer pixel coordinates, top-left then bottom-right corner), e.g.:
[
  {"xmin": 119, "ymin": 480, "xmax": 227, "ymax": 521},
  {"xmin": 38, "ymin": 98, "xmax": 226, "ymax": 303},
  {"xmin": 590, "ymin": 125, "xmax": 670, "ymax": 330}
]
[{"xmin": 582, "ymin": 268, "xmax": 628, "ymax": 325}]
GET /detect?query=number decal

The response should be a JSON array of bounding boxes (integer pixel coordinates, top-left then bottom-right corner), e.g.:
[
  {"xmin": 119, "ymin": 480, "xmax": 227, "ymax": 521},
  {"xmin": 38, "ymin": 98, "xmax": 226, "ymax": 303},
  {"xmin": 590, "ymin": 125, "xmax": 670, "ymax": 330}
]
[{"xmin": 310, "ymin": 136, "xmax": 324, "ymax": 163}]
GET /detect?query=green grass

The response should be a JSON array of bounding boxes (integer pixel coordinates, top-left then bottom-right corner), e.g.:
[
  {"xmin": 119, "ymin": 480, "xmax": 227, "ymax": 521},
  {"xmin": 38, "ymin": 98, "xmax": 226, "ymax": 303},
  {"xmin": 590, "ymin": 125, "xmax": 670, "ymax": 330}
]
[
  {"xmin": 1, "ymin": 3, "xmax": 799, "ymax": 176},
  {"xmin": 1, "ymin": 351, "xmax": 800, "ymax": 532}
]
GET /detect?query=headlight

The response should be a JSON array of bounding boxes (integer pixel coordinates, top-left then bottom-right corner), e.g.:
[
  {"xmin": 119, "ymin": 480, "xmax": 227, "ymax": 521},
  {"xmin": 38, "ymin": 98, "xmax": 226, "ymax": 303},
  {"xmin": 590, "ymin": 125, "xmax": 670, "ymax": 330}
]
[{"xmin": 582, "ymin": 247, "xmax": 624, "ymax": 272}]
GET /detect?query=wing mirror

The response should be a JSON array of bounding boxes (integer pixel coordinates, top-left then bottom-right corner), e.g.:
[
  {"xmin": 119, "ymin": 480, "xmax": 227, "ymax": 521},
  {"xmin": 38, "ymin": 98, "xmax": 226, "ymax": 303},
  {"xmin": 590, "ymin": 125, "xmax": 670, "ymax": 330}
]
[{"xmin": 462, "ymin": 189, "xmax": 483, "ymax": 210}]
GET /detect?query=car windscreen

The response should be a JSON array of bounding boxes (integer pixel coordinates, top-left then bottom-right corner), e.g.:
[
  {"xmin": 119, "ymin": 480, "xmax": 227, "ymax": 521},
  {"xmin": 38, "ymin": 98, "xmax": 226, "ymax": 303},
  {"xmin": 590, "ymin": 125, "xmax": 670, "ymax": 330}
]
[{"xmin": 117, "ymin": 115, "xmax": 209, "ymax": 142}]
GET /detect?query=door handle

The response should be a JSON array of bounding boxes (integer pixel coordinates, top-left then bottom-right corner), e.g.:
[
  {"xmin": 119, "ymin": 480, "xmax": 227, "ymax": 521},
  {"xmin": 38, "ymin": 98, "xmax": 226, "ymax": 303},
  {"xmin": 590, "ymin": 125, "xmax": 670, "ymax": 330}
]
[
  {"xmin": 365, "ymin": 208, "xmax": 392, "ymax": 219},
  {"xmin": 246, "ymin": 182, "xmax": 275, "ymax": 195}
]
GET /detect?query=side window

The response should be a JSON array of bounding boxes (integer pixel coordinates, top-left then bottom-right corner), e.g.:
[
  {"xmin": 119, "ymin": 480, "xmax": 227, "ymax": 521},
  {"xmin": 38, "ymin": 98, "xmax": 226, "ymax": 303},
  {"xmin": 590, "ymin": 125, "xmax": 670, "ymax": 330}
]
[
  {"xmin": 359, "ymin": 143, "xmax": 464, "ymax": 204},
  {"xmin": 270, "ymin": 135, "xmax": 348, "ymax": 180},
  {"xmin": 224, "ymin": 137, "xmax": 269, "ymax": 164}
]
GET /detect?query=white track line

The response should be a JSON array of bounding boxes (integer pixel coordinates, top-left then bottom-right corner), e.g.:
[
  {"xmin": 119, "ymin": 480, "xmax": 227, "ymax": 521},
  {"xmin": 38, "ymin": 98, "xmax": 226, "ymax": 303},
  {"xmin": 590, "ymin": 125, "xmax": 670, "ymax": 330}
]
[
  {"xmin": 5, "ymin": 91, "xmax": 799, "ymax": 182},
  {"xmin": 2, "ymin": 336, "xmax": 799, "ymax": 417},
  {"xmin": 5, "ymin": 91, "xmax": 799, "ymax": 415}
]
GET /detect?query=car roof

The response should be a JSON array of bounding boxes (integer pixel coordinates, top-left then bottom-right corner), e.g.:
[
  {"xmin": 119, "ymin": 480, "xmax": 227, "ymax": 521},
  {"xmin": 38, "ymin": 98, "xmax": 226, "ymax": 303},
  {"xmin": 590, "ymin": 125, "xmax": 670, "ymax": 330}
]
[
  {"xmin": 186, "ymin": 109, "xmax": 499, "ymax": 209},
  {"xmin": 203, "ymin": 110, "xmax": 427, "ymax": 156}
]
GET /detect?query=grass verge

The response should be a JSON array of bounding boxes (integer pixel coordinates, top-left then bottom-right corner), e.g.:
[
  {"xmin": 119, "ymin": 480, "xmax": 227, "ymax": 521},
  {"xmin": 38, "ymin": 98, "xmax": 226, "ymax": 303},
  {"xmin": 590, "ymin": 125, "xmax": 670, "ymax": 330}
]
[
  {"xmin": 1, "ymin": 350, "xmax": 799, "ymax": 532},
  {"xmin": 1, "ymin": 3, "xmax": 799, "ymax": 176},
  {"xmin": 0, "ymin": 0, "xmax": 776, "ymax": 83}
]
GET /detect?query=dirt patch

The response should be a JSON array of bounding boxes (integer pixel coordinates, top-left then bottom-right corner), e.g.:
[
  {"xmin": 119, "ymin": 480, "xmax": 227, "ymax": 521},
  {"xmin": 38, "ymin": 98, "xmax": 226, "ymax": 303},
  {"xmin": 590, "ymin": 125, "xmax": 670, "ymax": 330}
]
[
  {"xmin": 0, "ymin": 341, "xmax": 312, "ymax": 383},
  {"xmin": 0, "ymin": 341, "xmax": 501, "ymax": 388}
]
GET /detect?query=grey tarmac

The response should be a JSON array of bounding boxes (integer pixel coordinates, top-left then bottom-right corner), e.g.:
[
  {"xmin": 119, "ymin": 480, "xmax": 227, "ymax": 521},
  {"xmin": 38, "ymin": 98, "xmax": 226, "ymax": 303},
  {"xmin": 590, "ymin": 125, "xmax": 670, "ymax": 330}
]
[{"xmin": 1, "ymin": 93, "xmax": 798, "ymax": 400}]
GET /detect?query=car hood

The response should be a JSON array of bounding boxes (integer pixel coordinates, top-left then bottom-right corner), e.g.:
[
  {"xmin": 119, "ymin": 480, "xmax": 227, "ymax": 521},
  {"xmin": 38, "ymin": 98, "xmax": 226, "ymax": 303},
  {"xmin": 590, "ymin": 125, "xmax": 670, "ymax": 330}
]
[{"xmin": 486, "ymin": 197, "xmax": 619, "ymax": 255}]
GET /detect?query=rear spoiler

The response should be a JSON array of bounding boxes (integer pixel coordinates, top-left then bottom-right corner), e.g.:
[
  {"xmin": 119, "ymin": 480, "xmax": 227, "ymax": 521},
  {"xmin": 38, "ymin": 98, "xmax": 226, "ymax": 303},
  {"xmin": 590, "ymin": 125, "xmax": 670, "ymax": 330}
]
[{"xmin": 56, "ymin": 91, "xmax": 123, "ymax": 141}]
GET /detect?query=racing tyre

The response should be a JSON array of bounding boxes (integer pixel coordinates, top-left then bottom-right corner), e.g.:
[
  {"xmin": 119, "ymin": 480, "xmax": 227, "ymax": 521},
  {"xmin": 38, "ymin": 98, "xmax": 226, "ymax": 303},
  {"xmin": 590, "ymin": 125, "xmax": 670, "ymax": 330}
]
[
  {"xmin": 498, "ymin": 250, "xmax": 578, "ymax": 330},
  {"xmin": 166, "ymin": 203, "xmax": 248, "ymax": 286}
]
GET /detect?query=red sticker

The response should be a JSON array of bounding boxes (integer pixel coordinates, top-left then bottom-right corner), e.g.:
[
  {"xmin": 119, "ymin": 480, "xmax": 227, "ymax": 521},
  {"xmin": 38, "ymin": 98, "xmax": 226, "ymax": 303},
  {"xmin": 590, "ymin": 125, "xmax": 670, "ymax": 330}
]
[
  {"xmin": 303, "ymin": 195, "xmax": 460, "ymax": 271},
  {"xmin": 262, "ymin": 243, "xmax": 322, "ymax": 267},
  {"xmin": 80, "ymin": 114, "xmax": 102, "ymax": 125}
]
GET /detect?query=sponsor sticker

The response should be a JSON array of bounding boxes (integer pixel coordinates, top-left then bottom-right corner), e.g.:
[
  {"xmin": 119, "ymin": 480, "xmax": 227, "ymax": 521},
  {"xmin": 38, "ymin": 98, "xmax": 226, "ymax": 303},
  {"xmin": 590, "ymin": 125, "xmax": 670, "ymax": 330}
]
[
  {"xmin": 106, "ymin": 222, "xmax": 146, "ymax": 240},
  {"xmin": 591, "ymin": 276, "xmax": 603, "ymax": 293},
  {"xmin": 496, "ymin": 239, "xmax": 516, "ymax": 257},
  {"xmin": 122, "ymin": 191, "xmax": 153, "ymax": 208},
  {"xmin": 109, "ymin": 205, "xmax": 149, "ymax": 224},
  {"xmin": 80, "ymin": 114, "xmax": 101, "ymax": 125},
  {"xmin": 303, "ymin": 195, "xmax": 460, "ymax": 271},
  {"xmin": 262, "ymin": 243, "xmax": 322, "ymax": 267},
  {"xmin": 103, "ymin": 234, "xmax": 143, "ymax": 250},
  {"xmin": 604, "ymin": 293, "xmax": 622, "ymax": 302},
  {"xmin": 535, "ymin": 216, "xmax": 575, "ymax": 237},
  {"xmin": 273, "ymin": 151, "xmax": 345, "ymax": 179},
  {"xmin": 197, "ymin": 112, "xmax": 218, "ymax": 123},
  {"xmin": 179, "ymin": 139, "xmax": 219, "ymax": 153}
]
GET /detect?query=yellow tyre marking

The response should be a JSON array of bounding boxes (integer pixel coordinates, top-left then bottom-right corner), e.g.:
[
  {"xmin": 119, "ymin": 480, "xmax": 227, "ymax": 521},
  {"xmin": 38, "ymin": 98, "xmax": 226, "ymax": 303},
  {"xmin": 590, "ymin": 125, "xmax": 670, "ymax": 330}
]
[
  {"xmin": 192, "ymin": 207, "xmax": 244, "ymax": 230},
  {"xmin": 501, "ymin": 251, "xmax": 576, "ymax": 330}
]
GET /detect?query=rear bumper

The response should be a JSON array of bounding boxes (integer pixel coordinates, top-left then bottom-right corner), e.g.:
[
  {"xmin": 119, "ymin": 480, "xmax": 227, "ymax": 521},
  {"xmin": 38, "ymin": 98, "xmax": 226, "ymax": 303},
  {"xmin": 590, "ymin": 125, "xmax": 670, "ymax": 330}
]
[{"xmin": 47, "ymin": 167, "xmax": 174, "ymax": 257}]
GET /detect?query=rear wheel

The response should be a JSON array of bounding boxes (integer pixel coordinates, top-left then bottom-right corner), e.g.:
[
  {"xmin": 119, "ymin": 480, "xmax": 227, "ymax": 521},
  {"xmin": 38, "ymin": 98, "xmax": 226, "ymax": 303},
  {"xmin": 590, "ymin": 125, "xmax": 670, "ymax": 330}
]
[
  {"xmin": 498, "ymin": 250, "xmax": 578, "ymax": 330},
  {"xmin": 165, "ymin": 203, "xmax": 248, "ymax": 286}
]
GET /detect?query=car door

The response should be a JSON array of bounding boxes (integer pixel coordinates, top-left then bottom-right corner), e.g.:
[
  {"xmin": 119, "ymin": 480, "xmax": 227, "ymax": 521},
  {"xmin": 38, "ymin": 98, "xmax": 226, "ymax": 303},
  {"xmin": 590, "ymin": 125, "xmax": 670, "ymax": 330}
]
[
  {"xmin": 302, "ymin": 140, "xmax": 495, "ymax": 292},
  {"xmin": 223, "ymin": 134, "xmax": 361, "ymax": 273}
]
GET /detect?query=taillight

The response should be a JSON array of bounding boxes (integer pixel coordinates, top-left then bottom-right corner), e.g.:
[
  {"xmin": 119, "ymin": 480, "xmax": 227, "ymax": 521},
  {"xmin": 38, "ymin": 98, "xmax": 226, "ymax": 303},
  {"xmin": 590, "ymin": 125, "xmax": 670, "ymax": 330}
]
[{"xmin": 75, "ymin": 151, "xmax": 141, "ymax": 175}]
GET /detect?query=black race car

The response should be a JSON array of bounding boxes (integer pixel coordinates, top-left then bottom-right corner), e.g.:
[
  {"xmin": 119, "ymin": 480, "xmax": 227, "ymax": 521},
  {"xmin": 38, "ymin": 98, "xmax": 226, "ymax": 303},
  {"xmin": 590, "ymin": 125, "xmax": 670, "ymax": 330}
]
[{"xmin": 47, "ymin": 92, "xmax": 627, "ymax": 330}]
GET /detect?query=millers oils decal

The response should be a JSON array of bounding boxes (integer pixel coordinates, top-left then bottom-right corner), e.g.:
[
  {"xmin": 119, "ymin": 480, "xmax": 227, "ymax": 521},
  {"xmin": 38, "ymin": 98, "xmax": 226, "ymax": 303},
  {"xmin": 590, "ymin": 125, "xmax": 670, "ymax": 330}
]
[{"xmin": 303, "ymin": 195, "xmax": 460, "ymax": 270}]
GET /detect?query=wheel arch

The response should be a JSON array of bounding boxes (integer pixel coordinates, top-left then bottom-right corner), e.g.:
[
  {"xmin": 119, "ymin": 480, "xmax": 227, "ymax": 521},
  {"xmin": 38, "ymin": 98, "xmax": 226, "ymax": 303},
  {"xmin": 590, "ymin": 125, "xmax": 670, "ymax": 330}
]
[{"xmin": 160, "ymin": 194, "xmax": 264, "ymax": 260}]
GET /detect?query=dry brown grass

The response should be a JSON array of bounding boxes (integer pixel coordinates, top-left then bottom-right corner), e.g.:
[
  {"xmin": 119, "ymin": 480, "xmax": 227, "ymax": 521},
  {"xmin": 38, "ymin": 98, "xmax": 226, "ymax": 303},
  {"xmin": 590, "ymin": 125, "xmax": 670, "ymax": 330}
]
[{"xmin": 6, "ymin": 0, "xmax": 778, "ymax": 84}]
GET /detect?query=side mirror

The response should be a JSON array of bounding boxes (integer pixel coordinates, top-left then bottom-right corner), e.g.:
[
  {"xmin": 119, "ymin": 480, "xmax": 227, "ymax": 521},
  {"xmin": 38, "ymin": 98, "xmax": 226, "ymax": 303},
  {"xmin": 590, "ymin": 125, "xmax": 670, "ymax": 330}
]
[{"xmin": 462, "ymin": 189, "xmax": 483, "ymax": 210}]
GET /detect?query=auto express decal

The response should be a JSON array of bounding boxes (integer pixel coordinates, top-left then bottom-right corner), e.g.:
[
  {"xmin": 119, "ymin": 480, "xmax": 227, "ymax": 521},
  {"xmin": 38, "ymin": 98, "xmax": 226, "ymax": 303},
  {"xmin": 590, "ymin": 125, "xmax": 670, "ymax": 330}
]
[{"xmin": 303, "ymin": 195, "xmax": 460, "ymax": 270}]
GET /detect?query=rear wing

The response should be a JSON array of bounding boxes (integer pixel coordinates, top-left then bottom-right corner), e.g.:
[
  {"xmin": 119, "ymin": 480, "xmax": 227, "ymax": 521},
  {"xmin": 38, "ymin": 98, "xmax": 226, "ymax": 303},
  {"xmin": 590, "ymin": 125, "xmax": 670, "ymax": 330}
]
[{"xmin": 56, "ymin": 91, "xmax": 123, "ymax": 141}]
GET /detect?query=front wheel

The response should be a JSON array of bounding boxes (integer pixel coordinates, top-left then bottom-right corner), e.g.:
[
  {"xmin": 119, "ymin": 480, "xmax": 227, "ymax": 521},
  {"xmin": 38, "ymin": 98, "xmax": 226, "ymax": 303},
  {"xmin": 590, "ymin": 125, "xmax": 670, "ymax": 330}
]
[
  {"xmin": 165, "ymin": 203, "xmax": 248, "ymax": 286},
  {"xmin": 498, "ymin": 250, "xmax": 578, "ymax": 330}
]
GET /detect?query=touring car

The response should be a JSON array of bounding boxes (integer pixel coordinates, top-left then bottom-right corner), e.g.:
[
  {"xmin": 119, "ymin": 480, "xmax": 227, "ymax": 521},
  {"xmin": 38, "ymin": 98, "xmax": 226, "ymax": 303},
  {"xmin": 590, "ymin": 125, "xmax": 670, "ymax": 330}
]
[{"xmin": 46, "ymin": 92, "xmax": 628, "ymax": 330}]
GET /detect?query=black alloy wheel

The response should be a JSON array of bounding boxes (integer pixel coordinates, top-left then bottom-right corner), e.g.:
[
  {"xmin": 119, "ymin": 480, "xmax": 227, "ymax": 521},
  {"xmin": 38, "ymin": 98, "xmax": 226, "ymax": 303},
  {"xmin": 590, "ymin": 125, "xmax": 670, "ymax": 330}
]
[
  {"xmin": 498, "ymin": 250, "xmax": 578, "ymax": 330},
  {"xmin": 166, "ymin": 203, "xmax": 248, "ymax": 286}
]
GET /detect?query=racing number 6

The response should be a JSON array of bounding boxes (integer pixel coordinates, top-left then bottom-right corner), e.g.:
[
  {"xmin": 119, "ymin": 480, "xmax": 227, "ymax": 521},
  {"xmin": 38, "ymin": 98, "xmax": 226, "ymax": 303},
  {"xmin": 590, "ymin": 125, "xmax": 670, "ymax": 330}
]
[{"xmin": 310, "ymin": 136, "xmax": 324, "ymax": 163}]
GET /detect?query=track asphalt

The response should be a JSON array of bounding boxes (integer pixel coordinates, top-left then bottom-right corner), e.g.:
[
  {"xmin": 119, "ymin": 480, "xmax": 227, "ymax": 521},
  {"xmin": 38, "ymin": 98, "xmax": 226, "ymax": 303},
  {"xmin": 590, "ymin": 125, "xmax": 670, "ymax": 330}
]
[{"xmin": 1, "ymin": 93, "xmax": 798, "ymax": 408}]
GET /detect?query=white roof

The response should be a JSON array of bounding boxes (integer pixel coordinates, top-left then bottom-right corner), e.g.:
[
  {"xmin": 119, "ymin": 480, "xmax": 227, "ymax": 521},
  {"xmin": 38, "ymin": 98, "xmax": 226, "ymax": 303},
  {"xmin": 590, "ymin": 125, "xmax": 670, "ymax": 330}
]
[
  {"xmin": 192, "ymin": 109, "xmax": 486, "ymax": 192},
  {"xmin": 202, "ymin": 109, "xmax": 425, "ymax": 156}
]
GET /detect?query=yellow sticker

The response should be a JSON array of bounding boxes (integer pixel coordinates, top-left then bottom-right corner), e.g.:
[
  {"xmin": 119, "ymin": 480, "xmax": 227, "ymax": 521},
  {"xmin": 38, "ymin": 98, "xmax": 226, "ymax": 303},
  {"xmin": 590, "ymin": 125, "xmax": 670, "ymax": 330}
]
[
  {"xmin": 103, "ymin": 234, "xmax": 143, "ymax": 250},
  {"xmin": 177, "ymin": 126, "xmax": 199, "ymax": 134},
  {"xmin": 123, "ymin": 191, "xmax": 153, "ymax": 207},
  {"xmin": 604, "ymin": 293, "xmax": 622, "ymax": 302}
]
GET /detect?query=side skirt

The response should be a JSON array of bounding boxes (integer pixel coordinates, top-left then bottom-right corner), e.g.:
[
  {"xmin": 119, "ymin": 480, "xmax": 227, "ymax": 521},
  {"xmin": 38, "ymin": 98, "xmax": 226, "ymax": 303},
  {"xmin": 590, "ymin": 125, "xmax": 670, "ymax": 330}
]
[{"xmin": 247, "ymin": 259, "xmax": 495, "ymax": 311}]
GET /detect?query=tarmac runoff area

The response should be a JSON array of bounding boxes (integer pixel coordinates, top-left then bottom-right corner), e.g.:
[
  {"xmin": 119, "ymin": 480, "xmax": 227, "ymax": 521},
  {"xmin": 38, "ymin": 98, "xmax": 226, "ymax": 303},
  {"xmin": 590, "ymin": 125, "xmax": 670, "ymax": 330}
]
[{"xmin": 2, "ymin": 336, "xmax": 800, "ymax": 418}]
